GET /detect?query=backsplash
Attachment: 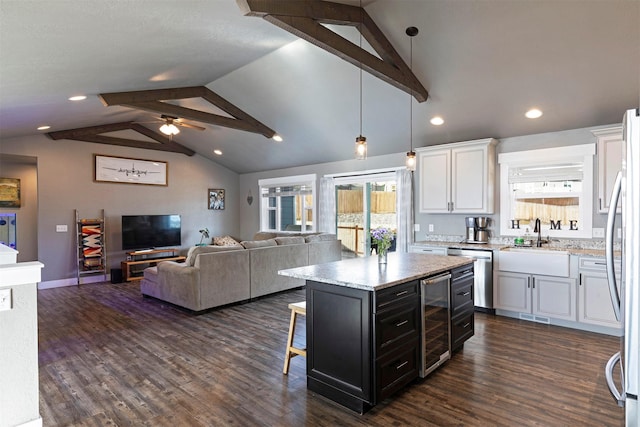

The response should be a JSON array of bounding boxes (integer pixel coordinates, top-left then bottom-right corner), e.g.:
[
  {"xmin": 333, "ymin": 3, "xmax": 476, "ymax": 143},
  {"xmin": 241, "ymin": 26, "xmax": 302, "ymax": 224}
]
[{"xmin": 421, "ymin": 234, "xmax": 621, "ymax": 251}]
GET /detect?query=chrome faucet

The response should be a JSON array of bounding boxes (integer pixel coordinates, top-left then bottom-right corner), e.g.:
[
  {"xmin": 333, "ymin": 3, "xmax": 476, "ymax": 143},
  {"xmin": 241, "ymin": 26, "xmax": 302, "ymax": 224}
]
[{"xmin": 534, "ymin": 218, "xmax": 542, "ymax": 247}]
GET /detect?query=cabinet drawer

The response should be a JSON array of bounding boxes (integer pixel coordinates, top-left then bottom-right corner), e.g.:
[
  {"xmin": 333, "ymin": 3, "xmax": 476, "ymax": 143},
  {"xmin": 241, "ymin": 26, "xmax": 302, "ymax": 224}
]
[
  {"xmin": 451, "ymin": 282, "xmax": 474, "ymax": 315},
  {"xmin": 375, "ymin": 299, "xmax": 420, "ymax": 354},
  {"xmin": 376, "ymin": 340, "xmax": 419, "ymax": 402},
  {"xmin": 451, "ymin": 264, "xmax": 474, "ymax": 282},
  {"xmin": 375, "ymin": 280, "xmax": 419, "ymax": 312},
  {"xmin": 451, "ymin": 311, "xmax": 474, "ymax": 351}
]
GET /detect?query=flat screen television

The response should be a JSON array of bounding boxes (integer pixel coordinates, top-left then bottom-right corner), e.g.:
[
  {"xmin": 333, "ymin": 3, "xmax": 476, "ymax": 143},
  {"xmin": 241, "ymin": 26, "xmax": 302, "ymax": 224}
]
[{"xmin": 121, "ymin": 214, "xmax": 181, "ymax": 251}]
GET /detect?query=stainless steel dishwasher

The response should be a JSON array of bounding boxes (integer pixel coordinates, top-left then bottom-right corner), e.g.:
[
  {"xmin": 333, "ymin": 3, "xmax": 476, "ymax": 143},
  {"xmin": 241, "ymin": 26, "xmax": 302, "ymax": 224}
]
[{"xmin": 447, "ymin": 248, "xmax": 494, "ymax": 312}]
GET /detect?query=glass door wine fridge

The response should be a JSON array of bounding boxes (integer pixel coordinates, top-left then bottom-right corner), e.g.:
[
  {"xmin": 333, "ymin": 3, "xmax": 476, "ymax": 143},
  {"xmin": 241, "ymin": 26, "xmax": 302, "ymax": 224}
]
[{"xmin": 420, "ymin": 273, "xmax": 451, "ymax": 377}]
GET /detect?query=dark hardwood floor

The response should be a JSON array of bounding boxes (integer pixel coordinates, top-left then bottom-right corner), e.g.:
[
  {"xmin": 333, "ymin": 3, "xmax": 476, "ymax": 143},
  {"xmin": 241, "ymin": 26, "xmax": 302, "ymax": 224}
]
[{"xmin": 37, "ymin": 282, "xmax": 625, "ymax": 426}]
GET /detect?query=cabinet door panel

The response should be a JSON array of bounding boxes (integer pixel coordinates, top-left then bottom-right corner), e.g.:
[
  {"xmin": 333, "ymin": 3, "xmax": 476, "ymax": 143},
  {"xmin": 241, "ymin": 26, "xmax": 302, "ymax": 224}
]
[
  {"xmin": 495, "ymin": 272, "xmax": 530, "ymax": 312},
  {"xmin": 597, "ymin": 132, "xmax": 622, "ymax": 213},
  {"xmin": 579, "ymin": 272, "xmax": 622, "ymax": 327},
  {"xmin": 419, "ymin": 150, "xmax": 450, "ymax": 212},
  {"xmin": 533, "ymin": 275, "xmax": 576, "ymax": 321},
  {"xmin": 452, "ymin": 146, "xmax": 486, "ymax": 212}
]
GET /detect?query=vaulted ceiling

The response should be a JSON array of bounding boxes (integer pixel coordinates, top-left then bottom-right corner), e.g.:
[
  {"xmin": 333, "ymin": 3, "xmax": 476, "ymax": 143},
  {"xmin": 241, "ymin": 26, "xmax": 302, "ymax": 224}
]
[{"xmin": 1, "ymin": 0, "xmax": 638, "ymax": 174}]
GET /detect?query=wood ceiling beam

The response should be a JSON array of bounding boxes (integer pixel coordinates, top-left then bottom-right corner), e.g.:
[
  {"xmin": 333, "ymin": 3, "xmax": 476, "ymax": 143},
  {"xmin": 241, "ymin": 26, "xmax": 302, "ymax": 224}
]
[
  {"xmin": 99, "ymin": 86, "xmax": 277, "ymax": 139},
  {"xmin": 47, "ymin": 122, "xmax": 195, "ymax": 156},
  {"xmin": 237, "ymin": 0, "xmax": 428, "ymax": 102}
]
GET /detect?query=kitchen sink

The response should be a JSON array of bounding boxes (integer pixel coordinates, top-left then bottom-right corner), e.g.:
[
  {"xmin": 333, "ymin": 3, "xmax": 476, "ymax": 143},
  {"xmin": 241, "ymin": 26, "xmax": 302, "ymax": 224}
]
[{"xmin": 498, "ymin": 247, "xmax": 570, "ymax": 276}]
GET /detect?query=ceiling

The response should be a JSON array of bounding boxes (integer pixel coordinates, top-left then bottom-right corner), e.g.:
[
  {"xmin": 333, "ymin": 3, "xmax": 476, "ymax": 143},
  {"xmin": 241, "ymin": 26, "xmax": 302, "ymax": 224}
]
[{"xmin": 1, "ymin": 0, "xmax": 638, "ymax": 174}]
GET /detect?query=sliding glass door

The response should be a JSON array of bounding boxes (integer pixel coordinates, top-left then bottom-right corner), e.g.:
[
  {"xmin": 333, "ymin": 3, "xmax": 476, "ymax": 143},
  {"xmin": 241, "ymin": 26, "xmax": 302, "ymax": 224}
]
[{"xmin": 335, "ymin": 174, "xmax": 397, "ymax": 258}]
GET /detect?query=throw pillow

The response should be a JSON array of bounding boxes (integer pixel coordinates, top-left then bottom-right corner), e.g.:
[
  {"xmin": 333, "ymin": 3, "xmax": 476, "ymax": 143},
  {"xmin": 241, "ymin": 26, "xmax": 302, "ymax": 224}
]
[
  {"xmin": 241, "ymin": 239, "xmax": 278, "ymax": 249},
  {"xmin": 275, "ymin": 236, "xmax": 306, "ymax": 245},
  {"xmin": 213, "ymin": 235, "xmax": 241, "ymax": 247}
]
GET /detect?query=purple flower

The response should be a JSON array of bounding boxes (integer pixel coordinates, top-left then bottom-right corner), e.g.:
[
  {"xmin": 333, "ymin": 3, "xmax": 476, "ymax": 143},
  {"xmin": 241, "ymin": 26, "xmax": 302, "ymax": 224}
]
[{"xmin": 370, "ymin": 227, "xmax": 396, "ymax": 253}]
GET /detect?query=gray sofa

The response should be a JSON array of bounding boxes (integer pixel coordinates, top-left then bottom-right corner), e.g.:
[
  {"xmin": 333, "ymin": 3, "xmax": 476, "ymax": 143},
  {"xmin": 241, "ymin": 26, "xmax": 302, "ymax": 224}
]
[{"xmin": 140, "ymin": 233, "xmax": 341, "ymax": 312}]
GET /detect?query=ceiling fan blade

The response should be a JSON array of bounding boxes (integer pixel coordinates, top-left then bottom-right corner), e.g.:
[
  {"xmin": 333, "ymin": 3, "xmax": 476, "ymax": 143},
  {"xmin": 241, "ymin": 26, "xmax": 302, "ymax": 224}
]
[{"xmin": 176, "ymin": 121, "xmax": 206, "ymax": 131}]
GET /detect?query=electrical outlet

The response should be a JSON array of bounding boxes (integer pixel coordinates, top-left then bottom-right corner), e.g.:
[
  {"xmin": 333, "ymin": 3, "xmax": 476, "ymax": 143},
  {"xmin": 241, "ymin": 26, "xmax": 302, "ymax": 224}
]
[
  {"xmin": 592, "ymin": 228, "xmax": 605, "ymax": 238},
  {"xmin": 56, "ymin": 225, "xmax": 67, "ymax": 232},
  {"xmin": 414, "ymin": 224, "xmax": 420, "ymax": 232},
  {"xmin": 428, "ymin": 224, "xmax": 434, "ymax": 232},
  {"xmin": 0, "ymin": 288, "xmax": 12, "ymax": 311}
]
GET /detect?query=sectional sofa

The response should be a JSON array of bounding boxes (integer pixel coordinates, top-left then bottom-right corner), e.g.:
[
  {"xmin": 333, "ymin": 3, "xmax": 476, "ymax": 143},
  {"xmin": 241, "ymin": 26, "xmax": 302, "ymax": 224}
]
[{"xmin": 140, "ymin": 233, "xmax": 341, "ymax": 312}]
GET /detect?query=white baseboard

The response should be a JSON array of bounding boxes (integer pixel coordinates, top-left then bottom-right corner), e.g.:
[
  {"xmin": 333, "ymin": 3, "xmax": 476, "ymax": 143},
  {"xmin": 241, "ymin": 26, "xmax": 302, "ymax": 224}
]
[{"xmin": 38, "ymin": 274, "xmax": 110, "ymax": 290}]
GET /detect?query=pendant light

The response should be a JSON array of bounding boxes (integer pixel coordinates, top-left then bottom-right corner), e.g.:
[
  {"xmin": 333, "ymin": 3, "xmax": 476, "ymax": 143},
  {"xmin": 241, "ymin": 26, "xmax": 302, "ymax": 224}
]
[
  {"xmin": 355, "ymin": 1, "xmax": 367, "ymax": 160},
  {"xmin": 405, "ymin": 26, "xmax": 418, "ymax": 171}
]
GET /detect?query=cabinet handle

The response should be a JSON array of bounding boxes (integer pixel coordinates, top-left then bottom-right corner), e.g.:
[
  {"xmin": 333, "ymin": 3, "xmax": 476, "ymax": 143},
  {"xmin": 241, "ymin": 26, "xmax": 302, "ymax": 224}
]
[
  {"xmin": 532, "ymin": 277, "xmax": 535, "ymax": 289},
  {"xmin": 527, "ymin": 277, "xmax": 530, "ymax": 289},
  {"xmin": 395, "ymin": 320, "xmax": 408, "ymax": 327},
  {"xmin": 462, "ymin": 322, "xmax": 471, "ymax": 329},
  {"xmin": 458, "ymin": 291, "xmax": 471, "ymax": 297},
  {"xmin": 599, "ymin": 198, "xmax": 602, "ymax": 211},
  {"xmin": 396, "ymin": 361, "xmax": 409, "ymax": 370},
  {"xmin": 395, "ymin": 290, "xmax": 409, "ymax": 297},
  {"xmin": 579, "ymin": 273, "xmax": 582, "ymax": 286}
]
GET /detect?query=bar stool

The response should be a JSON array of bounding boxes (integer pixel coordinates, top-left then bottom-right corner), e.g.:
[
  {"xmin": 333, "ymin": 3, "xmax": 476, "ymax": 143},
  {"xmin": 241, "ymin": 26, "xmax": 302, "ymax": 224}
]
[{"xmin": 283, "ymin": 301, "xmax": 306, "ymax": 375}]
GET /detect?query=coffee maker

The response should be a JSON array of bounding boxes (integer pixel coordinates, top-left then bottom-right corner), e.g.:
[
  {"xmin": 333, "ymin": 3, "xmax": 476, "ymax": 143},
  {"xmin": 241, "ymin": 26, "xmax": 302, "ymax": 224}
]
[{"xmin": 465, "ymin": 217, "xmax": 489, "ymax": 243}]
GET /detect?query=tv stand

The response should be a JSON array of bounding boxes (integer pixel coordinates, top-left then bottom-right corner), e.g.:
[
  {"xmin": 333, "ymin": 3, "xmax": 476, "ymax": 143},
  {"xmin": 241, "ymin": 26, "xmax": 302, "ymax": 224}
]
[{"xmin": 121, "ymin": 248, "xmax": 185, "ymax": 282}]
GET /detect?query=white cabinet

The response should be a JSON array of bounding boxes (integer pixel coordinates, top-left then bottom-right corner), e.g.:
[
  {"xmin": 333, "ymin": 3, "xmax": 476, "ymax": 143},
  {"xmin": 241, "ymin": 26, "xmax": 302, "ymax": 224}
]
[
  {"xmin": 495, "ymin": 271, "xmax": 576, "ymax": 321},
  {"xmin": 578, "ymin": 257, "xmax": 621, "ymax": 328},
  {"xmin": 592, "ymin": 126, "xmax": 622, "ymax": 213},
  {"xmin": 408, "ymin": 245, "xmax": 447, "ymax": 255},
  {"xmin": 417, "ymin": 138, "xmax": 497, "ymax": 214}
]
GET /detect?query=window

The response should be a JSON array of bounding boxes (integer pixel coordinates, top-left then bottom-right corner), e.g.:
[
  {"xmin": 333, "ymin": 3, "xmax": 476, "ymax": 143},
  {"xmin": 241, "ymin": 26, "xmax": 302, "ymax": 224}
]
[
  {"xmin": 259, "ymin": 174, "xmax": 316, "ymax": 232},
  {"xmin": 498, "ymin": 144, "xmax": 595, "ymax": 239}
]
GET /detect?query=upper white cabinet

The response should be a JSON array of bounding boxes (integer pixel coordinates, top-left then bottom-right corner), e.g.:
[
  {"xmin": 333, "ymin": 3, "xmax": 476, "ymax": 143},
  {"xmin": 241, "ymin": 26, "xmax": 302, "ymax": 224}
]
[
  {"xmin": 592, "ymin": 126, "xmax": 622, "ymax": 213},
  {"xmin": 417, "ymin": 138, "xmax": 497, "ymax": 214}
]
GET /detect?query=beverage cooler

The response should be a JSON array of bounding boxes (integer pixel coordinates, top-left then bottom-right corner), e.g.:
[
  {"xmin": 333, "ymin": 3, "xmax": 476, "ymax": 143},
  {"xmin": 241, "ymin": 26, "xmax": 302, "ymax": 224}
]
[{"xmin": 419, "ymin": 273, "xmax": 451, "ymax": 377}]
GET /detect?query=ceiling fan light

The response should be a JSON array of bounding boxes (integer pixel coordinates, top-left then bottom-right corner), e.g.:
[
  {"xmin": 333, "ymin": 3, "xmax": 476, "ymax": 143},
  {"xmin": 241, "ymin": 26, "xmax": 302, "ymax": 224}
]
[
  {"xmin": 160, "ymin": 123, "xmax": 179, "ymax": 135},
  {"xmin": 355, "ymin": 135, "xmax": 367, "ymax": 160},
  {"xmin": 406, "ymin": 151, "xmax": 416, "ymax": 171},
  {"xmin": 272, "ymin": 134, "xmax": 283, "ymax": 142}
]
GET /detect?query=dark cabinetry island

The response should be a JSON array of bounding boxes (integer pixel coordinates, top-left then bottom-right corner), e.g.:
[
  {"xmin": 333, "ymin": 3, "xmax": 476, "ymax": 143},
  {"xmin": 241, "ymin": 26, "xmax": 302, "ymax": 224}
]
[{"xmin": 280, "ymin": 252, "xmax": 474, "ymax": 413}]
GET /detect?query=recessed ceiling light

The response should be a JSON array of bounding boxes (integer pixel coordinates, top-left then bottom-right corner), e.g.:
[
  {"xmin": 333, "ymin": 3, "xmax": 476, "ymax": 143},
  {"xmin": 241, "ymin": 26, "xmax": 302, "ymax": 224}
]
[
  {"xmin": 37, "ymin": 125, "xmax": 50, "ymax": 131},
  {"xmin": 525, "ymin": 108, "xmax": 543, "ymax": 119},
  {"xmin": 430, "ymin": 116, "xmax": 444, "ymax": 126},
  {"xmin": 213, "ymin": 149, "xmax": 223, "ymax": 156},
  {"xmin": 272, "ymin": 134, "xmax": 283, "ymax": 142},
  {"xmin": 68, "ymin": 95, "xmax": 87, "ymax": 101}
]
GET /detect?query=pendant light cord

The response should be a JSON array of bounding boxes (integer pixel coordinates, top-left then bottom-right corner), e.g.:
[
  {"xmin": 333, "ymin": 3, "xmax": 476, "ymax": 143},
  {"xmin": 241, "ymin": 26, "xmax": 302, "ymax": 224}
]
[
  {"xmin": 359, "ymin": 0, "xmax": 363, "ymax": 137},
  {"xmin": 409, "ymin": 35, "xmax": 413, "ymax": 152}
]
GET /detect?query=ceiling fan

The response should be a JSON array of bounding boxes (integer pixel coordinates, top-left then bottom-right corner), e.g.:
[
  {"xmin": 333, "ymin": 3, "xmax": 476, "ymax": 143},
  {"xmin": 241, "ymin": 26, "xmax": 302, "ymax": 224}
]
[{"xmin": 136, "ymin": 114, "xmax": 206, "ymax": 136}]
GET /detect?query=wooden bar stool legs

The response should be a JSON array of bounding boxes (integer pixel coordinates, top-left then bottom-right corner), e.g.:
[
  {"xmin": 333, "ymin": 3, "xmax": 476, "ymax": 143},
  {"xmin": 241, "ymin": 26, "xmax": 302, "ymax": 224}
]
[{"xmin": 283, "ymin": 301, "xmax": 306, "ymax": 375}]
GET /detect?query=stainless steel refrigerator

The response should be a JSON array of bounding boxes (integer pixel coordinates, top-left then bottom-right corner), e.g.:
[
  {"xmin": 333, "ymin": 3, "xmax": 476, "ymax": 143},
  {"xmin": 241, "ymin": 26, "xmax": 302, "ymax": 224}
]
[{"xmin": 605, "ymin": 108, "xmax": 639, "ymax": 426}]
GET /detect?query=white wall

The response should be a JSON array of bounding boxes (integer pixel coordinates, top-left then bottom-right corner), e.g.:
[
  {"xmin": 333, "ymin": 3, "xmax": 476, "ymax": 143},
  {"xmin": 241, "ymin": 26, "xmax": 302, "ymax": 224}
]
[
  {"xmin": 0, "ymin": 157, "xmax": 38, "ymax": 262},
  {"xmin": 0, "ymin": 135, "xmax": 240, "ymax": 284},
  {"xmin": 240, "ymin": 124, "xmax": 618, "ymax": 243}
]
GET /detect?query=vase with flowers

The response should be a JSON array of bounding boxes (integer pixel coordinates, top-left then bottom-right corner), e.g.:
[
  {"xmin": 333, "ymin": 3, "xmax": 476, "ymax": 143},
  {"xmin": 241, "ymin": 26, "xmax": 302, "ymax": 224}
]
[{"xmin": 370, "ymin": 227, "xmax": 395, "ymax": 264}]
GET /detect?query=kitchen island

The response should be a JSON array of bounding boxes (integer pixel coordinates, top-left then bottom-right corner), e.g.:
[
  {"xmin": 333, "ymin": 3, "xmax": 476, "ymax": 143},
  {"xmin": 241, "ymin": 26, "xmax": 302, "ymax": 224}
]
[{"xmin": 279, "ymin": 252, "xmax": 474, "ymax": 413}]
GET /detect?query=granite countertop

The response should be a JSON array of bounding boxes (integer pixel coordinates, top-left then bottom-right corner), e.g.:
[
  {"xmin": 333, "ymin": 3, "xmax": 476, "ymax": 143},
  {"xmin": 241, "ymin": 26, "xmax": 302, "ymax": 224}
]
[
  {"xmin": 279, "ymin": 252, "xmax": 474, "ymax": 291},
  {"xmin": 412, "ymin": 240, "xmax": 611, "ymax": 258}
]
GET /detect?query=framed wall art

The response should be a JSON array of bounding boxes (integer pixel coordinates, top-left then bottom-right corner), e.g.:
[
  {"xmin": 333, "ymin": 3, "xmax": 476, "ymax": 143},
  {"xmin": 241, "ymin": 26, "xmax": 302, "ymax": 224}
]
[
  {"xmin": 94, "ymin": 154, "xmax": 168, "ymax": 186},
  {"xmin": 208, "ymin": 189, "xmax": 225, "ymax": 210},
  {"xmin": 0, "ymin": 178, "xmax": 20, "ymax": 207}
]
